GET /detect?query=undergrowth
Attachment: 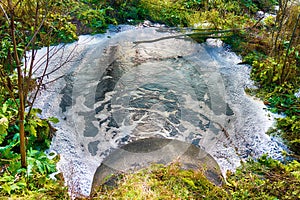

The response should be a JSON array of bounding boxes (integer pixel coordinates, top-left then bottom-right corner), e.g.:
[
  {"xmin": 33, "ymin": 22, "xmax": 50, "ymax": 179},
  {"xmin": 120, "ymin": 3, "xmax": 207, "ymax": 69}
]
[
  {"xmin": 92, "ymin": 163, "xmax": 230, "ymax": 200},
  {"xmin": 227, "ymin": 155, "xmax": 300, "ymax": 199},
  {"xmin": 90, "ymin": 158, "xmax": 300, "ymax": 200},
  {"xmin": 1, "ymin": 0, "xmax": 299, "ymax": 199},
  {"xmin": 0, "ymin": 88, "xmax": 68, "ymax": 199}
]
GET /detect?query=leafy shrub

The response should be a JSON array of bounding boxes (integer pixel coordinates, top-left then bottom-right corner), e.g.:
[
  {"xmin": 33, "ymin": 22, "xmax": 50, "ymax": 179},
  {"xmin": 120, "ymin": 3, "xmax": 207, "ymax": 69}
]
[
  {"xmin": 277, "ymin": 116, "xmax": 300, "ymax": 155},
  {"xmin": 44, "ymin": 13, "xmax": 78, "ymax": 44},
  {"xmin": 0, "ymin": 99, "xmax": 18, "ymax": 144},
  {"xmin": 251, "ymin": 57, "xmax": 283, "ymax": 88},
  {"xmin": 0, "ymin": 93, "xmax": 66, "ymax": 198},
  {"xmin": 0, "ymin": 149, "xmax": 68, "ymax": 199},
  {"xmin": 76, "ymin": 8, "xmax": 110, "ymax": 33},
  {"xmin": 107, "ymin": 0, "xmax": 147, "ymax": 24},
  {"xmin": 227, "ymin": 155, "xmax": 300, "ymax": 200}
]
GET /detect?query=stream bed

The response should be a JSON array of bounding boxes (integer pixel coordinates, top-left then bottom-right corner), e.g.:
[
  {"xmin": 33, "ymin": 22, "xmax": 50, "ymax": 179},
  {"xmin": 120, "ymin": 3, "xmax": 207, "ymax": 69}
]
[{"xmin": 33, "ymin": 25, "xmax": 286, "ymax": 196}]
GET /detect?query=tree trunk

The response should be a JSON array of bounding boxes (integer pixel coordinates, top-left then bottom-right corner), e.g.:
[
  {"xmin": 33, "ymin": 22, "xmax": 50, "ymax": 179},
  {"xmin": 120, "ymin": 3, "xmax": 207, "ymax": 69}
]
[
  {"xmin": 8, "ymin": 0, "xmax": 26, "ymax": 168},
  {"xmin": 281, "ymin": 13, "xmax": 300, "ymax": 83}
]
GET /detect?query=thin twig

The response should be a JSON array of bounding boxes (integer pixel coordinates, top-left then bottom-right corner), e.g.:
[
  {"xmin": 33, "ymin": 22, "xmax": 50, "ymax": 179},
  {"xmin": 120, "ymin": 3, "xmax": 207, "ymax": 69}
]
[
  {"xmin": 27, "ymin": 46, "xmax": 50, "ymax": 117},
  {"xmin": 0, "ymin": 1, "xmax": 9, "ymax": 23},
  {"xmin": 42, "ymin": 74, "xmax": 65, "ymax": 86},
  {"xmin": 35, "ymin": 43, "xmax": 78, "ymax": 78}
]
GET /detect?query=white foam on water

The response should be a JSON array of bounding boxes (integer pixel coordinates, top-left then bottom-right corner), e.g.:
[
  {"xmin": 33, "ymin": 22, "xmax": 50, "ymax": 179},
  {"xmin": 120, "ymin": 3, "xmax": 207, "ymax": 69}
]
[{"xmin": 32, "ymin": 26, "xmax": 287, "ymax": 197}]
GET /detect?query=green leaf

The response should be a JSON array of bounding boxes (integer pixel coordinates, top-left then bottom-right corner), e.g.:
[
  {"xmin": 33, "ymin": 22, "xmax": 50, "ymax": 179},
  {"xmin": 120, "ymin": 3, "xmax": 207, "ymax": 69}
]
[
  {"xmin": 182, "ymin": 177, "xmax": 196, "ymax": 188},
  {"xmin": 15, "ymin": 180, "xmax": 27, "ymax": 188},
  {"xmin": 0, "ymin": 117, "xmax": 9, "ymax": 143},
  {"xmin": 36, "ymin": 159, "xmax": 45, "ymax": 174},
  {"xmin": 0, "ymin": 175, "xmax": 14, "ymax": 182},
  {"xmin": 48, "ymin": 117, "xmax": 59, "ymax": 124},
  {"xmin": 29, "ymin": 124, "xmax": 37, "ymax": 137},
  {"xmin": 9, "ymin": 183, "xmax": 21, "ymax": 191},
  {"xmin": 1, "ymin": 183, "xmax": 12, "ymax": 194},
  {"xmin": 2, "ymin": 102, "xmax": 8, "ymax": 113}
]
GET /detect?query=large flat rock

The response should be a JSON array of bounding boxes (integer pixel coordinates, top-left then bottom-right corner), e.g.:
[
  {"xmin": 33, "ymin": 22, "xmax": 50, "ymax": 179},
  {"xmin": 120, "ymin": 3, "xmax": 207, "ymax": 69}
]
[{"xmin": 91, "ymin": 138, "xmax": 223, "ymax": 194}]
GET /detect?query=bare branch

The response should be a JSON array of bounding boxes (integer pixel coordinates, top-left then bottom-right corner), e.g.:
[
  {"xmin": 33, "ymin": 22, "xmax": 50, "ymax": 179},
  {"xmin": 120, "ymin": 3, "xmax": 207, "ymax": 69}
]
[
  {"xmin": 32, "ymin": 45, "xmax": 67, "ymax": 74},
  {"xmin": 27, "ymin": 42, "xmax": 78, "ymax": 115},
  {"xmin": 23, "ymin": 16, "xmax": 47, "ymax": 54},
  {"xmin": 23, "ymin": 1, "xmax": 50, "ymax": 57},
  {"xmin": 0, "ymin": 1, "xmax": 9, "ymax": 23},
  {"xmin": 24, "ymin": 1, "xmax": 40, "ymax": 101},
  {"xmin": 8, "ymin": 0, "xmax": 26, "ymax": 168},
  {"xmin": 27, "ymin": 46, "xmax": 50, "ymax": 117},
  {"xmin": 133, "ymin": 29, "xmax": 237, "ymax": 45},
  {"xmin": 31, "ymin": 44, "xmax": 61, "ymax": 73},
  {"xmin": 42, "ymin": 74, "xmax": 65, "ymax": 86},
  {"xmin": 281, "ymin": 13, "xmax": 300, "ymax": 82},
  {"xmin": 35, "ymin": 43, "xmax": 79, "ymax": 79}
]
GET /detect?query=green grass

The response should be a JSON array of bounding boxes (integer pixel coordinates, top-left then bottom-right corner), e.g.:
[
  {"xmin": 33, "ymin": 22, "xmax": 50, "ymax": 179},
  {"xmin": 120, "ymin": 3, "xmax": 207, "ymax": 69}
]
[{"xmin": 92, "ymin": 163, "xmax": 230, "ymax": 200}]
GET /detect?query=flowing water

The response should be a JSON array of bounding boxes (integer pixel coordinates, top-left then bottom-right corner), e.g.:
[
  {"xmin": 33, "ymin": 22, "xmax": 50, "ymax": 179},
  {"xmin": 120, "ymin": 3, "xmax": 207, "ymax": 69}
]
[{"xmin": 33, "ymin": 25, "xmax": 286, "ymax": 196}]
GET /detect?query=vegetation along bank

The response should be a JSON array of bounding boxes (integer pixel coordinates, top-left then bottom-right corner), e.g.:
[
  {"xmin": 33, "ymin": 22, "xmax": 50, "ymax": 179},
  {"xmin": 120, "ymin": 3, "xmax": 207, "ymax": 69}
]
[{"xmin": 0, "ymin": 0, "xmax": 299, "ymax": 199}]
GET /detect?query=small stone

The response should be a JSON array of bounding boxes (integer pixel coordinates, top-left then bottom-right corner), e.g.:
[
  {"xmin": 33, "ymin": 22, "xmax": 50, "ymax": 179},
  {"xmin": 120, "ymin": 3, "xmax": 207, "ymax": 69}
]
[{"xmin": 256, "ymin": 11, "xmax": 265, "ymax": 19}]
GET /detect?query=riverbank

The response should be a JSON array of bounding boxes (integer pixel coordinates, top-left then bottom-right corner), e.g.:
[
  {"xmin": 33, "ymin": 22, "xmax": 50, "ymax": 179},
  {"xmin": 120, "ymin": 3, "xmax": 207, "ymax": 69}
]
[{"xmin": 1, "ymin": 1, "xmax": 299, "ymax": 199}]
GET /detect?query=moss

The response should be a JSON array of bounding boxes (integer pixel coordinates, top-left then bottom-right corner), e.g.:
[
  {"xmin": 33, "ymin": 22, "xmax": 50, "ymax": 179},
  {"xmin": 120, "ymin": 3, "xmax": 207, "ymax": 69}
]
[
  {"xmin": 92, "ymin": 163, "xmax": 230, "ymax": 199},
  {"xmin": 91, "ymin": 157, "xmax": 300, "ymax": 199}
]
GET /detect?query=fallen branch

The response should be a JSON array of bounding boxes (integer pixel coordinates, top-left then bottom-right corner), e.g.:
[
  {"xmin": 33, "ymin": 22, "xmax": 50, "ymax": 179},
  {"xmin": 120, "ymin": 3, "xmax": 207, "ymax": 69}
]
[{"xmin": 133, "ymin": 29, "xmax": 236, "ymax": 45}]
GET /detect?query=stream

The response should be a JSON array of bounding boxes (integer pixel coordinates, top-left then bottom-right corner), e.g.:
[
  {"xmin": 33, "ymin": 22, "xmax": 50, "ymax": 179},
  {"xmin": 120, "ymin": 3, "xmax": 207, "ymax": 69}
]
[{"xmin": 33, "ymin": 25, "xmax": 286, "ymax": 196}]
